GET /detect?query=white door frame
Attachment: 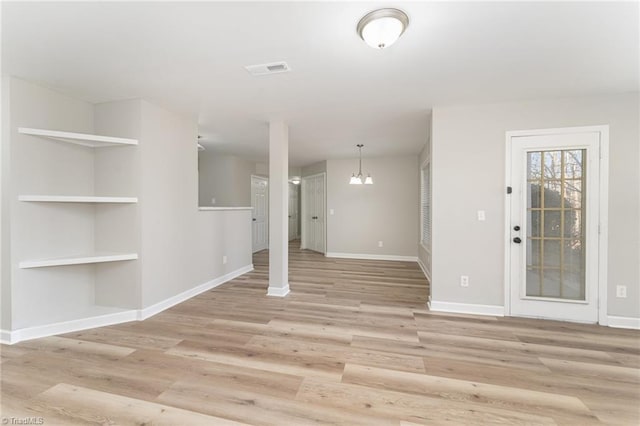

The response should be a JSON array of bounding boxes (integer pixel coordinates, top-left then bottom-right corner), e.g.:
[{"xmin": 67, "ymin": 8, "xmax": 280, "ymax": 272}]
[
  {"xmin": 301, "ymin": 172, "xmax": 327, "ymax": 253},
  {"xmin": 504, "ymin": 125, "xmax": 609, "ymax": 325}
]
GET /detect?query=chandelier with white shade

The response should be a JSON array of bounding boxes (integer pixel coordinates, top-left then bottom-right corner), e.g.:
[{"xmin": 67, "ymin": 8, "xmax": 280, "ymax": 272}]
[{"xmin": 349, "ymin": 144, "xmax": 373, "ymax": 185}]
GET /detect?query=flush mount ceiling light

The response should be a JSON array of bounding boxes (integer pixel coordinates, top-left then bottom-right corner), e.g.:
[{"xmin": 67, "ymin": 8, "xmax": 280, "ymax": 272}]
[
  {"xmin": 349, "ymin": 144, "xmax": 373, "ymax": 185},
  {"xmin": 357, "ymin": 8, "xmax": 409, "ymax": 49}
]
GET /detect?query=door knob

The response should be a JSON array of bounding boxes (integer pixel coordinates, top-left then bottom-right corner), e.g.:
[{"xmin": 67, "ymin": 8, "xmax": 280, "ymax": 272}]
[
  {"xmin": 513, "ymin": 225, "xmax": 521, "ymax": 231},
  {"xmin": 513, "ymin": 237, "xmax": 522, "ymax": 243},
  {"xmin": 252, "ymin": 218, "xmax": 256, "ymax": 221}
]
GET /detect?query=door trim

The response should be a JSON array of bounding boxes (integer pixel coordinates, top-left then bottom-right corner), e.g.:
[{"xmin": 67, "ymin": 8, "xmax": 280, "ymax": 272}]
[{"xmin": 504, "ymin": 125, "xmax": 609, "ymax": 325}]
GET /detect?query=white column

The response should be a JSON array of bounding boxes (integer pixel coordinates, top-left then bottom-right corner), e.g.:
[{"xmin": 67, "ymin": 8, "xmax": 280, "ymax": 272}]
[{"xmin": 267, "ymin": 121, "xmax": 290, "ymax": 296}]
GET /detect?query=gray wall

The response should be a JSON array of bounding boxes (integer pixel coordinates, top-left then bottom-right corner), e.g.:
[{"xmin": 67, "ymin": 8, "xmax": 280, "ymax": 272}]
[
  {"xmin": 198, "ymin": 152, "xmax": 255, "ymax": 207},
  {"xmin": 431, "ymin": 93, "xmax": 639, "ymax": 318},
  {"xmin": 302, "ymin": 161, "xmax": 326, "ymax": 177},
  {"xmin": 418, "ymin": 132, "xmax": 432, "ymax": 281},
  {"xmin": 2, "ymin": 79, "xmax": 253, "ymax": 333},
  {"xmin": 5, "ymin": 77, "xmax": 97, "ymax": 329},
  {"xmin": 198, "ymin": 156, "xmax": 300, "ymax": 208},
  {"xmin": 1, "ymin": 77, "xmax": 10, "ymax": 330},
  {"xmin": 138, "ymin": 100, "xmax": 252, "ymax": 307},
  {"xmin": 326, "ymin": 156, "xmax": 419, "ymax": 257}
]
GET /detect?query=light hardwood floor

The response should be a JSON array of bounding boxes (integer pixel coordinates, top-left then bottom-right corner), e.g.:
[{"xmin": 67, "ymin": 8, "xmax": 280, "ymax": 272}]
[{"xmin": 1, "ymin": 243, "xmax": 639, "ymax": 425}]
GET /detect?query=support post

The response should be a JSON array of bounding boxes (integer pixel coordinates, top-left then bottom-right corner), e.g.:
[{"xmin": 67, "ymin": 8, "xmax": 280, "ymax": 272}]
[{"xmin": 267, "ymin": 121, "xmax": 290, "ymax": 296}]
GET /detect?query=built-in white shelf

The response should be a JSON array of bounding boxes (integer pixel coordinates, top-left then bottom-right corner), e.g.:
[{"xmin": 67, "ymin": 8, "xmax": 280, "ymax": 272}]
[
  {"xmin": 18, "ymin": 127, "xmax": 138, "ymax": 148},
  {"xmin": 198, "ymin": 206, "xmax": 253, "ymax": 211},
  {"xmin": 19, "ymin": 195, "xmax": 138, "ymax": 204},
  {"xmin": 19, "ymin": 253, "xmax": 138, "ymax": 269},
  {"xmin": 19, "ymin": 195, "xmax": 138, "ymax": 203}
]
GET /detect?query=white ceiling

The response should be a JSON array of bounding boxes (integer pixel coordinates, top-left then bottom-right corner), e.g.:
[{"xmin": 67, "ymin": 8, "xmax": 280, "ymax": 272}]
[{"xmin": 3, "ymin": 1, "xmax": 638, "ymax": 166}]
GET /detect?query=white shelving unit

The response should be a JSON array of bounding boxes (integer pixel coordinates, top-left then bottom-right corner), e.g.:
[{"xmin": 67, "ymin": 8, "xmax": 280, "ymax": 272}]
[
  {"xmin": 18, "ymin": 127, "xmax": 138, "ymax": 147},
  {"xmin": 19, "ymin": 195, "xmax": 138, "ymax": 203},
  {"xmin": 18, "ymin": 127, "xmax": 139, "ymax": 271},
  {"xmin": 19, "ymin": 253, "xmax": 139, "ymax": 269}
]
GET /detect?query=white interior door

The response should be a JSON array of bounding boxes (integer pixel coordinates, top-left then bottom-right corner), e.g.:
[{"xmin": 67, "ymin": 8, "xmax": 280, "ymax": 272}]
[
  {"xmin": 302, "ymin": 173, "xmax": 325, "ymax": 253},
  {"xmin": 251, "ymin": 175, "xmax": 268, "ymax": 253},
  {"xmin": 313, "ymin": 175, "xmax": 325, "ymax": 253},
  {"xmin": 288, "ymin": 183, "xmax": 300, "ymax": 241},
  {"xmin": 507, "ymin": 129, "xmax": 602, "ymax": 323}
]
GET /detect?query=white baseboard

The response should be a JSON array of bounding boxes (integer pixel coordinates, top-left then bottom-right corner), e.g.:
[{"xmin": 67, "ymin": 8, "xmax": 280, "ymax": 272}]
[
  {"xmin": 429, "ymin": 300, "xmax": 505, "ymax": 317},
  {"xmin": 326, "ymin": 252, "xmax": 418, "ymax": 262},
  {"xmin": 417, "ymin": 258, "xmax": 431, "ymax": 282},
  {"xmin": 1, "ymin": 329, "xmax": 14, "ymax": 345},
  {"xmin": 607, "ymin": 315, "xmax": 640, "ymax": 330},
  {"xmin": 1, "ymin": 264, "xmax": 254, "ymax": 345},
  {"xmin": 1, "ymin": 310, "xmax": 138, "ymax": 345},
  {"xmin": 138, "ymin": 264, "xmax": 254, "ymax": 320},
  {"xmin": 267, "ymin": 284, "xmax": 290, "ymax": 297}
]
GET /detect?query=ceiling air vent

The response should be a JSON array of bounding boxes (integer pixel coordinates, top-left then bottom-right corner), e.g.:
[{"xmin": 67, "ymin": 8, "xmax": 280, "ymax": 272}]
[{"xmin": 245, "ymin": 61, "xmax": 291, "ymax": 76}]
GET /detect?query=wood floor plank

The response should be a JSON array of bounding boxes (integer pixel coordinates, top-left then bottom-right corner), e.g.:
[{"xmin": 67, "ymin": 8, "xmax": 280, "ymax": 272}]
[
  {"xmin": 342, "ymin": 363, "xmax": 600, "ymax": 425},
  {"xmin": 29, "ymin": 383, "xmax": 248, "ymax": 425},
  {"xmin": 296, "ymin": 377, "xmax": 557, "ymax": 425},
  {"xmin": 539, "ymin": 357, "xmax": 640, "ymax": 384},
  {"xmin": 158, "ymin": 379, "xmax": 391, "ymax": 426},
  {"xmin": 166, "ymin": 338, "xmax": 345, "ymax": 381},
  {"xmin": 16, "ymin": 336, "xmax": 136, "ymax": 362},
  {"xmin": 122, "ymin": 350, "xmax": 304, "ymax": 399},
  {"xmin": 246, "ymin": 335, "xmax": 426, "ymax": 373},
  {"xmin": 418, "ymin": 330, "xmax": 617, "ymax": 364}
]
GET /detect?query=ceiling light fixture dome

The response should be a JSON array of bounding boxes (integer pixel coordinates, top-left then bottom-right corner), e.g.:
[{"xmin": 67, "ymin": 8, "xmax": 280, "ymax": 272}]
[{"xmin": 357, "ymin": 8, "xmax": 409, "ymax": 49}]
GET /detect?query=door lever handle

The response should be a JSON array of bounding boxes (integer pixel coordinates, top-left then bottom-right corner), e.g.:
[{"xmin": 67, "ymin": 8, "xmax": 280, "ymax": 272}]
[
  {"xmin": 513, "ymin": 237, "xmax": 522, "ymax": 244},
  {"xmin": 252, "ymin": 218, "xmax": 256, "ymax": 221}
]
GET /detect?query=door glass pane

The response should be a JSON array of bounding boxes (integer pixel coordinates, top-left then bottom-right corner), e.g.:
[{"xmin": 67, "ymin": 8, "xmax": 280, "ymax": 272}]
[
  {"xmin": 528, "ymin": 183, "xmax": 541, "ymax": 208},
  {"xmin": 564, "ymin": 180, "xmax": 582, "ymax": 209},
  {"xmin": 543, "ymin": 211, "xmax": 562, "ymax": 237},
  {"xmin": 527, "ymin": 210, "xmax": 541, "ymax": 238},
  {"xmin": 526, "ymin": 149, "xmax": 586, "ymax": 300},
  {"xmin": 543, "ymin": 180, "xmax": 562, "ymax": 208},
  {"xmin": 544, "ymin": 151, "xmax": 562, "ymax": 179}
]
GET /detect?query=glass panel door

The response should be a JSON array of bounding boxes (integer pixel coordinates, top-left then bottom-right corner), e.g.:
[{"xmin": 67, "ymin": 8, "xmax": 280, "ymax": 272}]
[
  {"xmin": 508, "ymin": 129, "xmax": 601, "ymax": 323},
  {"xmin": 525, "ymin": 149, "xmax": 586, "ymax": 300}
]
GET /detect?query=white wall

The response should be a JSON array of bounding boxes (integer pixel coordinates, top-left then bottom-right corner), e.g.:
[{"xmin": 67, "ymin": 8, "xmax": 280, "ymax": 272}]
[
  {"xmin": 431, "ymin": 93, "xmax": 639, "ymax": 318},
  {"xmin": 326, "ymin": 156, "xmax": 419, "ymax": 258}
]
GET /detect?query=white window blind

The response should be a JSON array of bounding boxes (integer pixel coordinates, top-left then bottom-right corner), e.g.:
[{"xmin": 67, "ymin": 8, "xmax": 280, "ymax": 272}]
[{"xmin": 421, "ymin": 162, "xmax": 431, "ymax": 247}]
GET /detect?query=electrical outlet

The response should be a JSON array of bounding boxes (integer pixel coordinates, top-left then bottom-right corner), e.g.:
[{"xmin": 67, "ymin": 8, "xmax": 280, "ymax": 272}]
[
  {"xmin": 477, "ymin": 210, "xmax": 486, "ymax": 221},
  {"xmin": 378, "ymin": 241, "xmax": 383, "ymax": 248},
  {"xmin": 330, "ymin": 209, "xmax": 334, "ymax": 215},
  {"xmin": 222, "ymin": 255, "xmax": 227, "ymax": 265},
  {"xmin": 211, "ymin": 197, "xmax": 216, "ymax": 205},
  {"xmin": 460, "ymin": 275, "xmax": 469, "ymax": 287},
  {"xmin": 616, "ymin": 285, "xmax": 627, "ymax": 298}
]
